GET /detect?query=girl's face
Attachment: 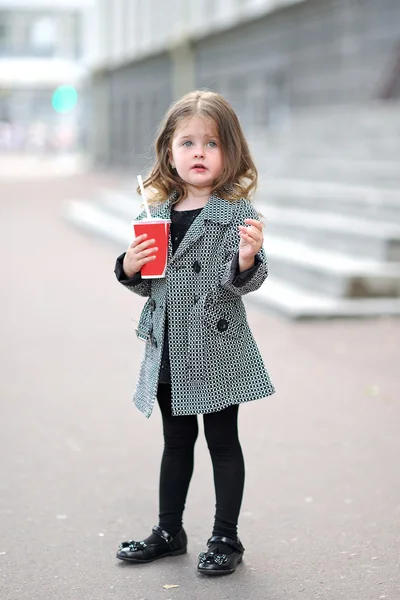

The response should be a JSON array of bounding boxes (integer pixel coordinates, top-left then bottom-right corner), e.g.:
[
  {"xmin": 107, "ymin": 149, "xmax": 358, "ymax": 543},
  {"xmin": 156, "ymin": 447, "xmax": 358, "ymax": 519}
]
[{"xmin": 170, "ymin": 116, "xmax": 224, "ymax": 196}]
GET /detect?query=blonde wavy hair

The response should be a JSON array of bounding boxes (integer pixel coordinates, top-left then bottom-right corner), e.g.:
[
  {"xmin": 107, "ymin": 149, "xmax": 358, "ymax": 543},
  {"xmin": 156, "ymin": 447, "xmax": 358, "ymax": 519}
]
[{"xmin": 138, "ymin": 90, "xmax": 258, "ymax": 204}]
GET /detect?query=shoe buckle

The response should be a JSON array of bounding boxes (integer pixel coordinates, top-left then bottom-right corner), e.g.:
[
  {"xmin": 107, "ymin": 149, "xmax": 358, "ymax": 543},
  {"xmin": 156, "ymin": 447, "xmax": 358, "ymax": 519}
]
[
  {"xmin": 198, "ymin": 551, "xmax": 228, "ymax": 565},
  {"xmin": 128, "ymin": 540, "xmax": 146, "ymax": 552}
]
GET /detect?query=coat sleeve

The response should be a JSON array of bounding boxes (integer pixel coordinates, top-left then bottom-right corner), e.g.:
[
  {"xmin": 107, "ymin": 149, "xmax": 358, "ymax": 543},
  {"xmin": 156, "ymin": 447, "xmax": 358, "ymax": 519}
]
[
  {"xmin": 219, "ymin": 201, "xmax": 268, "ymax": 296},
  {"xmin": 113, "ymin": 208, "xmax": 151, "ymax": 298},
  {"xmin": 114, "ymin": 252, "xmax": 151, "ymax": 297}
]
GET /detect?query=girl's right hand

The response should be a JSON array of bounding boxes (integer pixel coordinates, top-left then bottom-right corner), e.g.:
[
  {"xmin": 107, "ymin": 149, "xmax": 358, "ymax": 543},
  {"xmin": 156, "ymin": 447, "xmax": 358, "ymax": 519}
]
[{"xmin": 122, "ymin": 234, "xmax": 158, "ymax": 278}]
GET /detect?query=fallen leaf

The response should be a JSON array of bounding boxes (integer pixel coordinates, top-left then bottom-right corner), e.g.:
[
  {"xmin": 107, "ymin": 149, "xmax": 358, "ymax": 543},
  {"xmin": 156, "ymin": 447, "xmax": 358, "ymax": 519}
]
[
  {"xmin": 163, "ymin": 584, "xmax": 179, "ymax": 589},
  {"xmin": 365, "ymin": 385, "xmax": 380, "ymax": 397}
]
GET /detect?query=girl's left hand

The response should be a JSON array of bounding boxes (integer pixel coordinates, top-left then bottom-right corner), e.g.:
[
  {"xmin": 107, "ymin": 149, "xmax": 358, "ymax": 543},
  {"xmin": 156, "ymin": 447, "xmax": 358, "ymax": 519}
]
[{"xmin": 238, "ymin": 219, "xmax": 264, "ymax": 263}]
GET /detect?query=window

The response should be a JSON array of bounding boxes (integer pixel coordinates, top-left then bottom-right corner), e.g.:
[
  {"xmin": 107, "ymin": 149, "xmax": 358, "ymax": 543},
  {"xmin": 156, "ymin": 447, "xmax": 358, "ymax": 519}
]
[
  {"xmin": 30, "ymin": 16, "xmax": 56, "ymax": 48},
  {"xmin": 0, "ymin": 14, "xmax": 11, "ymax": 54},
  {"xmin": 71, "ymin": 12, "xmax": 82, "ymax": 59},
  {"xmin": 18, "ymin": 13, "xmax": 58, "ymax": 57},
  {"xmin": 0, "ymin": 22, "xmax": 8, "ymax": 41}
]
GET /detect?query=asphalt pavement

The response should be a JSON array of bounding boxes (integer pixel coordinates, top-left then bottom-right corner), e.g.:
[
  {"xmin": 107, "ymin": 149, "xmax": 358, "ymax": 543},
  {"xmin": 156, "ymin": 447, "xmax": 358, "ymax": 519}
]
[{"xmin": 0, "ymin": 173, "xmax": 399, "ymax": 600}]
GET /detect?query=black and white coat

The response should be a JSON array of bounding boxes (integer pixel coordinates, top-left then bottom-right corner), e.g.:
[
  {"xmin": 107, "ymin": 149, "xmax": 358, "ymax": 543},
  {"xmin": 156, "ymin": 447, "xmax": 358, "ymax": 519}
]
[{"xmin": 115, "ymin": 194, "xmax": 275, "ymax": 417}]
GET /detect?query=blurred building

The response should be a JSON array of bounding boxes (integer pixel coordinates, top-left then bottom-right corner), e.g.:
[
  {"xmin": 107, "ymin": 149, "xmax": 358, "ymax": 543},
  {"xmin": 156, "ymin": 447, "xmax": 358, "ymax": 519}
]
[
  {"xmin": 88, "ymin": 0, "xmax": 400, "ymax": 170},
  {"xmin": 65, "ymin": 0, "xmax": 400, "ymax": 319},
  {"xmin": 0, "ymin": 0, "xmax": 93, "ymax": 154}
]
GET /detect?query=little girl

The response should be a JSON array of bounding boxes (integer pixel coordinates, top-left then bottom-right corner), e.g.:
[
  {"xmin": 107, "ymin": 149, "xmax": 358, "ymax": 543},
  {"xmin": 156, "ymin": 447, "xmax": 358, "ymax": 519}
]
[{"xmin": 114, "ymin": 90, "xmax": 275, "ymax": 575}]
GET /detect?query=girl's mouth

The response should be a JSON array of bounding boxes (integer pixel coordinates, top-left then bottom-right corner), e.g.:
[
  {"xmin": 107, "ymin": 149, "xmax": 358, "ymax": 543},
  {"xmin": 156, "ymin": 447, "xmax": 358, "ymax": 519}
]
[{"xmin": 192, "ymin": 164, "xmax": 207, "ymax": 172}]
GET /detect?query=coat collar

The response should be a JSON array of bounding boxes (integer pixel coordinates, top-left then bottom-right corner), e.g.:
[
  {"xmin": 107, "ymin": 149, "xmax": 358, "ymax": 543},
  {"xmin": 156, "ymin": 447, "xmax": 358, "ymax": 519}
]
[
  {"xmin": 151, "ymin": 192, "xmax": 235, "ymax": 224},
  {"xmin": 152, "ymin": 193, "xmax": 235, "ymax": 262}
]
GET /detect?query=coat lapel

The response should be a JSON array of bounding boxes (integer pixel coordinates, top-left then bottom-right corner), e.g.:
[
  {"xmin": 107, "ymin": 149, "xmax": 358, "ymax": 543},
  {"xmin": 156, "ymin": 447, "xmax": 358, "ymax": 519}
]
[
  {"xmin": 171, "ymin": 193, "xmax": 235, "ymax": 263},
  {"xmin": 150, "ymin": 199, "xmax": 172, "ymax": 220}
]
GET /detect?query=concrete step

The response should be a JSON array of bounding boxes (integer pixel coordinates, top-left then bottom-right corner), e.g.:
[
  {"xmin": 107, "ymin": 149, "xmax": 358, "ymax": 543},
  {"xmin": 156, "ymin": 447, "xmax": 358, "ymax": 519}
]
[
  {"xmin": 251, "ymin": 278, "xmax": 400, "ymax": 320},
  {"xmin": 266, "ymin": 236, "xmax": 400, "ymax": 299},
  {"xmin": 94, "ymin": 175, "xmax": 400, "ymax": 225},
  {"xmin": 278, "ymin": 103, "xmax": 400, "ymax": 137},
  {"xmin": 264, "ymin": 206, "xmax": 400, "ymax": 261},
  {"xmin": 287, "ymin": 139, "xmax": 400, "ymax": 162},
  {"xmin": 250, "ymin": 103, "xmax": 400, "ymax": 163},
  {"xmin": 257, "ymin": 178, "xmax": 400, "ymax": 223},
  {"xmin": 64, "ymin": 198, "xmax": 133, "ymax": 248},
  {"xmin": 95, "ymin": 188, "xmax": 142, "ymax": 221},
  {"xmin": 252, "ymin": 133, "xmax": 400, "ymax": 161},
  {"xmin": 64, "ymin": 198, "xmax": 400, "ymax": 307},
  {"xmin": 272, "ymin": 158, "xmax": 400, "ymax": 189},
  {"xmin": 64, "ymin": 198, "xmax": 400, "ymax": 319},
  {"xmin": 95, "ymin": 190, "xmax": 400, "ymax": 262}
]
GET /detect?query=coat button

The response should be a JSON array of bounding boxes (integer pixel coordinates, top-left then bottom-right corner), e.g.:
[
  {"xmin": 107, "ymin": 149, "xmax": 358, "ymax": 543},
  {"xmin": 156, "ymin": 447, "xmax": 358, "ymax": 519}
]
[
  {"xmin": 217, "ymin": 319, "xmax": 228, "ymax": 332},
  {"xmin": 148, "ymin": 299, "xmax": 156, "ymax": 311},
  {"xmin": 192, "ymin": 260, "xmax": 201, "ymax": 273}
]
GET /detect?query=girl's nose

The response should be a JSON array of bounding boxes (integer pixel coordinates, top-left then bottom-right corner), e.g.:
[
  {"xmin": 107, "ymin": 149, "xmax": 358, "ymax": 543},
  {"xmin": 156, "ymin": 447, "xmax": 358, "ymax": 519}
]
[{"xmin": 193, "ymin": 148, "xmax": 205, "ymax": 159}]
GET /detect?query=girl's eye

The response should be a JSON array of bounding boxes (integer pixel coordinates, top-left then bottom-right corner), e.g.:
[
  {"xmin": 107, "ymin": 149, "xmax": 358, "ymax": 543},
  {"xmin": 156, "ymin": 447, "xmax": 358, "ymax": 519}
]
[
  {"xmin": 182, "ymin": 140, "xmax": 193, "ymax": 147},
  {"xmin": 207, "ymin": 141, "xmax": 217, "ymax": 148}
]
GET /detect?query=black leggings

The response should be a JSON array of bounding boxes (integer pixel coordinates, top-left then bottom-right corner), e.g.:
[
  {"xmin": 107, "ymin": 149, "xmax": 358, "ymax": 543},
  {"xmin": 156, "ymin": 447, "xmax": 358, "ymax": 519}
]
[{"xmin": 157, "ymin": 384, "xmax": 245, "ymax": 539}]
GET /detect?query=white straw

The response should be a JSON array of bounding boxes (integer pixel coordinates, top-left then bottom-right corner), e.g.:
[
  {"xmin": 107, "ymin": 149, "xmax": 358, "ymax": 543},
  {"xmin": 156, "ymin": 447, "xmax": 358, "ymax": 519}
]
[{"xmin": 137, "ymin": 174, "xmax": 151, "ymax": 219}]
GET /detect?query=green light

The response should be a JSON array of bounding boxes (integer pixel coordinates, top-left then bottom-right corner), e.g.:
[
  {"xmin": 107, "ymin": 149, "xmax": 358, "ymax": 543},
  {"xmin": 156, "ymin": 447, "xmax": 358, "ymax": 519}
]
[{"xmin": 52, "ymin": 86, "xmax": 78, "ymax": 113}]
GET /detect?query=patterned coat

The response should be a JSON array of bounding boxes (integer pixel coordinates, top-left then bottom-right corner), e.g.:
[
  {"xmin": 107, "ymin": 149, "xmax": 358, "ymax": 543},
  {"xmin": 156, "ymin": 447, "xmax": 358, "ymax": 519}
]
[{"xmin": 115, "ymin": 194, "xmax": 275, "ymax": 417}]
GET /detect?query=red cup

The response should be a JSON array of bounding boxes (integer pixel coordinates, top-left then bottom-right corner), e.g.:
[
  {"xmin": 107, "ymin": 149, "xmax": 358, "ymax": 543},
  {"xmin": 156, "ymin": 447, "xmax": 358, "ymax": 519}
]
[{"xmin": 132, "ymin": 219, "xmax": 171, "ymax": 278}]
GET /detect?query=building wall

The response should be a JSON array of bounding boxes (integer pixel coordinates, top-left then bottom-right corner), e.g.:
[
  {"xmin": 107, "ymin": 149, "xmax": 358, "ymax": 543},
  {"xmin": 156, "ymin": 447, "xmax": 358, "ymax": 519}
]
[
  {"xmin": 89, "ymin": 0, "xmax": 307, "ymax": 71},
  {"xmin": 92, "ymin": 53, "xmax": 173, "ymax": 170},
  {"xmin": 194, "ymin": 0, "xmax": 400, "ymax": 127},
  {"xmin": 91, "ymin": 0, "xmax": 400, "ymax": 169}
]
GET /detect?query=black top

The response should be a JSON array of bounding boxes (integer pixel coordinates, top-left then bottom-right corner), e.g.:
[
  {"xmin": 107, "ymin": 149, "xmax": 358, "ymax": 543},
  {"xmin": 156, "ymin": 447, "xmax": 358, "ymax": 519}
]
[
  {"xmin": 170, "ymin": 207, "xmax": 203, "ymax": 253},
  {"xmin": 114, "ymin": 206, "xmax": 261, "ymax": 385},
  {"xmin": 158, "ymin": 207, "xmax": 203, "ymax": 383}
]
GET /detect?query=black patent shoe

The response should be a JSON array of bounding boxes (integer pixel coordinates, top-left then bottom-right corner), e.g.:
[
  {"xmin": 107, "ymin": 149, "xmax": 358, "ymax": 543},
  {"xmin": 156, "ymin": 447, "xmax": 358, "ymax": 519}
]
[
  {"xmin": 116, "ymin": 526, "xmax": 187, "ymax": 563},
  {"xmin": 197, "ymin": 535, "xmax": 245, "ymax": 575}
]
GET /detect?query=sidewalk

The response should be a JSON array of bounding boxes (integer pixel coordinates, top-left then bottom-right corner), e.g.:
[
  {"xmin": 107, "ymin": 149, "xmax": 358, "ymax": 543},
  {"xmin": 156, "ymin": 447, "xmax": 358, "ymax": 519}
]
[
  {"xmin": 0, "ymin": 153, "xmax": 89, "ymax": 179},
  {"xmin": 0, "ymin": 173, "xmax": 399, "ymax": 600}
]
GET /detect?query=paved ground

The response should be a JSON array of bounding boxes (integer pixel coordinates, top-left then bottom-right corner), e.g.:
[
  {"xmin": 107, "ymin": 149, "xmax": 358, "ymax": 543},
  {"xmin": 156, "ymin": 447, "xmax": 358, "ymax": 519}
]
[{"xmin": 0, "ymin": 173, "xmax": 399, "ymax": 600}]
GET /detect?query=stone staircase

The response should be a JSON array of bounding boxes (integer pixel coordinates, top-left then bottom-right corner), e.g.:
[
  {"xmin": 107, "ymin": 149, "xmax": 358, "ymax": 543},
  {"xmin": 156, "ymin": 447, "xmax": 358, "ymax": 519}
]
[{"xmin": 64, "ymin": 103, "xmax": 400, "ymax": 319}]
